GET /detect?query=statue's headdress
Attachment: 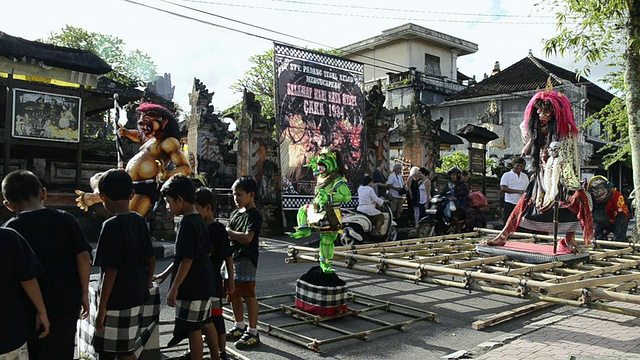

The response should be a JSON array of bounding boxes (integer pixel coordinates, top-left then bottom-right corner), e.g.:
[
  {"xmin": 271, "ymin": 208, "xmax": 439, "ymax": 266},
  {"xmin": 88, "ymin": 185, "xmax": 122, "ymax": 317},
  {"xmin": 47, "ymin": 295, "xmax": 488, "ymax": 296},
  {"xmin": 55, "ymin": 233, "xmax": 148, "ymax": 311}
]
[{"xmin": 522, "ymin": 78, "xmax": 578, "ymax": 137}]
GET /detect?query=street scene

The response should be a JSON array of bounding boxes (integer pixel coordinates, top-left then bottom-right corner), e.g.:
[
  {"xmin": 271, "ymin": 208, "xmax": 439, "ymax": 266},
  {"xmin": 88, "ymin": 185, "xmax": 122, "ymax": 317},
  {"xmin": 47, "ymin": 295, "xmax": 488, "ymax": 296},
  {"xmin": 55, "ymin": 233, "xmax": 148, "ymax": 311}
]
[{"xmin": 2, "ymin": 0, "xmax": 640, "ymax": 360}]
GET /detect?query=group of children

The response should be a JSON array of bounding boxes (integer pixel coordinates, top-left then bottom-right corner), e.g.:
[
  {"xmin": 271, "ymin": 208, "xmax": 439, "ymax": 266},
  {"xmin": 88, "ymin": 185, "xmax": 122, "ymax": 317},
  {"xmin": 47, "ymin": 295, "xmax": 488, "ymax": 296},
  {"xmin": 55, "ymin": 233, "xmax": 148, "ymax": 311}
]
[{"xmin": 1, "ymin": 169, "xmax": 263, "ymax": 360}]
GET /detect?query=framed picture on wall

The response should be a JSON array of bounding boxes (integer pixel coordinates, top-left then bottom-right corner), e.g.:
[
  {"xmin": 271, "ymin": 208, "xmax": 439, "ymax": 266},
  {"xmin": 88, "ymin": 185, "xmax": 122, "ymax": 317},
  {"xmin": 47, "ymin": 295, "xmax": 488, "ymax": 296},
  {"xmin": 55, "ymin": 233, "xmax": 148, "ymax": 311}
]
[{"xmin": 12, "ymin": 88, "xmax": 81, "ymax": 143}]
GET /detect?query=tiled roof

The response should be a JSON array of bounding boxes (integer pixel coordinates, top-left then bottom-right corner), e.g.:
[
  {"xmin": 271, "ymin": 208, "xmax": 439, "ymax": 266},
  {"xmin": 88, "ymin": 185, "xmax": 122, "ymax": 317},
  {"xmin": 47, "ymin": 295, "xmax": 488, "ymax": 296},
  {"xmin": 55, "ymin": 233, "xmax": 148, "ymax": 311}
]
[{"xmin": 446, "ymin": 55, "xmax": 613, "ymax": 102}]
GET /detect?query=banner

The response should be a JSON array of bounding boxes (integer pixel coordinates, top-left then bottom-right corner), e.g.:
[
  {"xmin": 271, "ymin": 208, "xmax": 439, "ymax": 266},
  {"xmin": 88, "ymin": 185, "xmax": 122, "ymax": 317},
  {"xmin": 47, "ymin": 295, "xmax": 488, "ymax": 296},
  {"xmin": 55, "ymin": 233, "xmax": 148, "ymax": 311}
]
[{"xmin": 275, "ymin": 43, "xmax": 365, "ymax": 196}]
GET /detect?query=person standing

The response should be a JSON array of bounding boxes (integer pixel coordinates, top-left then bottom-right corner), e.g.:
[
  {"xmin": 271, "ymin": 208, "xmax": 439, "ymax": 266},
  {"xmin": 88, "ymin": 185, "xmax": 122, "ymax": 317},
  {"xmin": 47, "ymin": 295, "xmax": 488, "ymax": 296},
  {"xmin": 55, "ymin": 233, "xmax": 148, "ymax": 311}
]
[
  {"xmin": 406, "ymin": 167, "xmax": 423, "ymax": 229},
  {"xmin": 2, "ymin": 170, "xmax": 92, "ymax": 360},
  {"xmin": 499, "ymin": 157, "xmax": 529, "ymax": 225},
  {"xmin": 371, "ymin": 160, "xmax": 388, "ymax": 198},
  {"xmin": 92, "ymin": 169, "xmax": 156, "ymax": 360},
  {"xmin": 155, "ymin": 175, "xmax": 219, "ymax": 360},
  {"xmin": 225, "ymin": 176, "xmax": 263, "ymax": 349},
  {"xmin": 419, "ymin": 168, "xmax": 431, "ymax": 217},
  {"xmin": 386, "ymin": 164, "xmax": 405, "ymax": 221}
]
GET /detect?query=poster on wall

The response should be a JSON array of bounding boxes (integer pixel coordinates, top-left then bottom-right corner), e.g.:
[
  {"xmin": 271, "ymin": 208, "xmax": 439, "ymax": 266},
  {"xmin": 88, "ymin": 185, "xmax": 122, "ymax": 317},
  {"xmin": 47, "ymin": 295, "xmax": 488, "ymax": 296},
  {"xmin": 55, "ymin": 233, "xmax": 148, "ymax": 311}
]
[
  {"xmin": 12, "ymin": 89, "xmax": 81, "ymax": 143},
  {"xmin": 275, "ymin": 43, "xmax": 365, "ymax": 196}
]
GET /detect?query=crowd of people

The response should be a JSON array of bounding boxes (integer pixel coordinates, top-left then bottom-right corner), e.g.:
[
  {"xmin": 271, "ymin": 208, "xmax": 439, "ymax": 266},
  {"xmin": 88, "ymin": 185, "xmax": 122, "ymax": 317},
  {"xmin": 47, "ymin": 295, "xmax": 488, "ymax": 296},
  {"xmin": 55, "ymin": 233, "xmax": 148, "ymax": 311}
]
[{"xmin": 1, "ymin": 169, "xmax": 264, "ymax": 360}]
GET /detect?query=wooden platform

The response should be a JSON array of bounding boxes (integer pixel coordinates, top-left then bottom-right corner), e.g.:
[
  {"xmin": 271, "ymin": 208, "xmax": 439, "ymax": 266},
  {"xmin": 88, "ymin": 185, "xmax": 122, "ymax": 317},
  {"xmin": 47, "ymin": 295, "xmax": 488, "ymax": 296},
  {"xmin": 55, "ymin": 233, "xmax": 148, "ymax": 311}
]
[{"xmin": 286, "ymin": 228, "xmax": 640, "ymax": 323}]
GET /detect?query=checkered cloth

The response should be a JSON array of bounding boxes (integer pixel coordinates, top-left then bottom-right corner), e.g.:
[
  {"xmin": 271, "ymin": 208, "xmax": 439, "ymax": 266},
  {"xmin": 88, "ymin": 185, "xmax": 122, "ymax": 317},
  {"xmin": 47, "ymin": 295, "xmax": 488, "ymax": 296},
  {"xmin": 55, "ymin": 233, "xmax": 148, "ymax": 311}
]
[
  {"xmin": 175, "ymin": 298, "xmax": 213, "ymax": 323},
  {"xmin": 76, "ymin": 283, "xmax": 160, "ymax": 359},
  {"xmin": 295, "ymin": 279, "xmax": 348, "ymax": 317},
  {"xmin": 92, "ymin": 305, "xmax": 143, "ymax": 353}
]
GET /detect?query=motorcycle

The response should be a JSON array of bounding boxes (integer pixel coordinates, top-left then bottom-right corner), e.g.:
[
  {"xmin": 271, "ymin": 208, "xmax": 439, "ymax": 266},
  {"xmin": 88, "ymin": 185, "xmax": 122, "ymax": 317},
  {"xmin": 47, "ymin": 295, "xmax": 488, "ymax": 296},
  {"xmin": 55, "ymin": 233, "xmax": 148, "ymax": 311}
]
[
  {"xmin": 416, "ymin": 193, "xmax": 487, "ymax": 238},
  {"xmin": 340, "ymin": 202, "xmax": 398, "ymax": 246},
  {"xmin": 416, "ymin": 194, "xmax": 455, "ymax": 238}
]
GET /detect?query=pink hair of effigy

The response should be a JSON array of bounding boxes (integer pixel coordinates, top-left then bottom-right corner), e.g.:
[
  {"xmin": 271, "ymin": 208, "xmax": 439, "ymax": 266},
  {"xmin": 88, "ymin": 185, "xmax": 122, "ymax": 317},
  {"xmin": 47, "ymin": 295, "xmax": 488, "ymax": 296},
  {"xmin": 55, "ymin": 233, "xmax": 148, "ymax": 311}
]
[{"xmin": 523, "ymin": 90, "xmax": 578, "ymax": 137}]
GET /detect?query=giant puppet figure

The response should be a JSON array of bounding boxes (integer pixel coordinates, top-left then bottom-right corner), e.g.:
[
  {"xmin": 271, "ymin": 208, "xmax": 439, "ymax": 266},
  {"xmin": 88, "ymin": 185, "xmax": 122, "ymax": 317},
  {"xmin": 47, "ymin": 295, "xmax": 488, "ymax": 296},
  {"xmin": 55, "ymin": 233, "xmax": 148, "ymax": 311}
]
[
  {"xmin": 75, "ymin": 103, "xmax": 191, "ymax": 217},
  {"xmin": 289, "ymin": 148, "xmax": 351, "ymax": 273},
  {"xmin": 488, "ymin": 87, "xmax": 593, "ymax": 252},
  {"xmin": 587, "ymin": 175, "xmax": 630, "ymax": 242}
]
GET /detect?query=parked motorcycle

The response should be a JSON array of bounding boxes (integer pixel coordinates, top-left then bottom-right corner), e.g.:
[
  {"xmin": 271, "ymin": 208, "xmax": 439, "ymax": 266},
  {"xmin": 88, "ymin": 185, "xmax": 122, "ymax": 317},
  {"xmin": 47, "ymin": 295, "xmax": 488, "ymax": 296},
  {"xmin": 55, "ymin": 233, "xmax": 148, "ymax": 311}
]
[
  {"xmin": 416, "ymin": 194, "xmax": 454, "ymax": 238},
  {"xmin": 340, "ymin": 202, "xmax": 398, "ymax": 246},
  {"xmin": 416, "ymin": 194, "xmax": 486, "ymax": 238}
]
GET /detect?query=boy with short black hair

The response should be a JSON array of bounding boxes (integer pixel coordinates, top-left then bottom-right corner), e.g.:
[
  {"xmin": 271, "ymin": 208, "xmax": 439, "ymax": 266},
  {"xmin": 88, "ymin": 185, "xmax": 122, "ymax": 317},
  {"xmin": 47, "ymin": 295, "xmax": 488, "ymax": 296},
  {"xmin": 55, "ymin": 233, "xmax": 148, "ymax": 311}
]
[
  {"xmin": 194, "ymin": 187, "xmax": 235, "ymax": 360},
  {"xmin": 155, "ymin": 175, "xmax": 220, "ymax": 360},
  {"xmin": 0, "ymin": 227, "xmax": 49, "ymax": 359},
  {"xmin": 2, "ymin": 170, "xmax": 92, "ymax": 360},
  {"xmin": 225, "ymin": 176, "xmax": 263, "ymax": 349},
  {"xmin": 92, "ymin": 169, "xmax": 156, "ymax": 360}
]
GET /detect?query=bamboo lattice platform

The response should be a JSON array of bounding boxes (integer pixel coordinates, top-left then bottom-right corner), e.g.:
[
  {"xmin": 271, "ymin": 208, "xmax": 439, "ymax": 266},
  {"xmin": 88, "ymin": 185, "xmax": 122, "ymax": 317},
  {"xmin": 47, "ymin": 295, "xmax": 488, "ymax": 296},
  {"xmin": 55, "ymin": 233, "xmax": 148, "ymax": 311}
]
[{"xmin": 286, "ymin": 228, "xmax": 640, "ymax": 319}]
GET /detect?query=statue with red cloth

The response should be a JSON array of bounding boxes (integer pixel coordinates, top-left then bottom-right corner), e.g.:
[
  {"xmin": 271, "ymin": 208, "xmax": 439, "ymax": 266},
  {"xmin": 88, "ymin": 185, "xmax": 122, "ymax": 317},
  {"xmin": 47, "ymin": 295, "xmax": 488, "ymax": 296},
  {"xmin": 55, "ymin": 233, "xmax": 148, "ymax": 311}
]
[{"xmin": 487, "ymin": 87, "xmax": 593, "ymax": 252}]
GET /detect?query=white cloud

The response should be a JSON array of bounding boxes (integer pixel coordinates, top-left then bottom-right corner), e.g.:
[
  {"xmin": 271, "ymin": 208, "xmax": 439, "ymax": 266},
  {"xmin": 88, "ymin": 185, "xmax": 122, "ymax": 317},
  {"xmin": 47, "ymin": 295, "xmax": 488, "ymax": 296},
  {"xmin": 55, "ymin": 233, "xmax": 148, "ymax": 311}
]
[{"xmin": 4, "ymin": 0, "xmax": 618, "ymax": 115}]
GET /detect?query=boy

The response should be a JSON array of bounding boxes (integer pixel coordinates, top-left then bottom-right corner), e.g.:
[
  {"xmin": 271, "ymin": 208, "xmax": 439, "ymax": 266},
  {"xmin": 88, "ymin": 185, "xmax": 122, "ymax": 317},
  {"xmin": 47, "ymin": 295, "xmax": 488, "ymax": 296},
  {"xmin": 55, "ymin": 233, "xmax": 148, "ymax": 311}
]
[
  {"xmin": 193, "ymin": 187, "xmax": 235, "ymax": 360},
  {"xmin": 92, "ymin": 169, "xmax": 156, "ymax": 360},
  {"xmin": 2, "ymin": 170, "xmax": 92, "ymax": 360},
  {"xmin": 0, "ymin": 227, "xmax": 49, "ymax": 359},
  {"xmin": 225, "ymin": 176, "xmax": 263, "ymax": 349},
  {"xmin": 154, "ymin": 175, "xmax": 220, "ymax": 360}
]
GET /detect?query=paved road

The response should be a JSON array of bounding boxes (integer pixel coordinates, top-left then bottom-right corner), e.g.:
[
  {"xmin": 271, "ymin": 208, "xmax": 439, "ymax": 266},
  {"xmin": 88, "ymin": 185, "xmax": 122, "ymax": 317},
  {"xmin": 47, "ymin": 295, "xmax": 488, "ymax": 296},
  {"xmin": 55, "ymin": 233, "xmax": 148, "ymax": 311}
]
[{"xmin": 106, "ymin": 235, "xmax": 570, "ymax": 360}]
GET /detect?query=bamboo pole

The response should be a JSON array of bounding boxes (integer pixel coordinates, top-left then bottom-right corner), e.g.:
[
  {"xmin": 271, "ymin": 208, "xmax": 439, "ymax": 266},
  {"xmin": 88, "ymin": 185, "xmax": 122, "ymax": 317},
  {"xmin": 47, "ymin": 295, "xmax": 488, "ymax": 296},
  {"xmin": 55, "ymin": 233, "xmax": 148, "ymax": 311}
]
[{"xmin": 539, "ymin": 273, "xmax": 640, "ymax": 295}]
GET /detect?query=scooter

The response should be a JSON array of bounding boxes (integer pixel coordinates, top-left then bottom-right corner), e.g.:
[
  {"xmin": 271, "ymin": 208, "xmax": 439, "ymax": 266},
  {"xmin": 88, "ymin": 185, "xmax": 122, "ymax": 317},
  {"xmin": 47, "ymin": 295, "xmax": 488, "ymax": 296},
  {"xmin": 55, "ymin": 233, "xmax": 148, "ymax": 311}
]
[
  {"xmin": 416, "ymin": 194, "xmax": 454, "ymax": 238},
  {"xmin": 416, "ymin": 194, "xmax": 487, "ymax": 238},
  {"xmin": 340, "ymin": 202, "xmax": 398, "ymax": 246}
]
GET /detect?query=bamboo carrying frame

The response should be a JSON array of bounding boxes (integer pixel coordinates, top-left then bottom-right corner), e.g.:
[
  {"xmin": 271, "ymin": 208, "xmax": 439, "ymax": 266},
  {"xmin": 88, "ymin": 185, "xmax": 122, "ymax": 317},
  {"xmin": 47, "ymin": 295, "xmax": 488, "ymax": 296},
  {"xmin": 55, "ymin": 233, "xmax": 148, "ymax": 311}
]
[{"xmin": 286, "ymin": 229, "xmax": 640, "ymax": 322}]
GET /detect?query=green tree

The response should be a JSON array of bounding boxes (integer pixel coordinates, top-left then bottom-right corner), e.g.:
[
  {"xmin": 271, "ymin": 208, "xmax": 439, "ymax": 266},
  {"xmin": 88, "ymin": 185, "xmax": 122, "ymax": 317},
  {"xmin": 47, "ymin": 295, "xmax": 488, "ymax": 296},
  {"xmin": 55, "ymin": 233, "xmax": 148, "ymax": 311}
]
[
  {"xmin": 542, "ymin": 0, "xmax": 640, "ymax": 236},
  {"xmin": 41, "ymin": 25, "xmax": 157, "ymax": 86},
  {"xmin": 436, "ymin": 152, "xmax": 469, "ymax": 173}
]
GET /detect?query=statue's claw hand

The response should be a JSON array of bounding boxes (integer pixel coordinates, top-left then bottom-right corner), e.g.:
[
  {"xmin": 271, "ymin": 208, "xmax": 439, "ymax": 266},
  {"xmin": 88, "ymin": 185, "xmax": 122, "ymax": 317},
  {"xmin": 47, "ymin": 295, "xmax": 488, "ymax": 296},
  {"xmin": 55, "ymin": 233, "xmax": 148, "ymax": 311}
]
[
  {"xmin": 75, "ymin": 190, "xmax": 96, "ymax": 212},
  {"xmin": 156, "ymin": 160, "xmax": 166, "ymax": 182}
]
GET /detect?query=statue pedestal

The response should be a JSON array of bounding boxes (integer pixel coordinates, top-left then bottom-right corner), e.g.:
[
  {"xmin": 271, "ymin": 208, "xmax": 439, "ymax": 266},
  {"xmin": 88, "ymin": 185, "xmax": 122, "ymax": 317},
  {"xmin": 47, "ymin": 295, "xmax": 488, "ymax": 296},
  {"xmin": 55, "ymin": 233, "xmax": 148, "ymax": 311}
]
[{"xmin": 295, "ymin": 266, "xmax": 348, "ymax": 317}]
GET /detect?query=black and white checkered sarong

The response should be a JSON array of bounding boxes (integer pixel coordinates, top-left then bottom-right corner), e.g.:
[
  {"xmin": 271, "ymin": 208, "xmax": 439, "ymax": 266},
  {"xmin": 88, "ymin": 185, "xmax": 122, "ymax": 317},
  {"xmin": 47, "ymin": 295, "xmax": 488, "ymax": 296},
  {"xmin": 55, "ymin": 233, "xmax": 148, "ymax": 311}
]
[
  {"xmin": 92, "ymin": 305, "xmax": 143, "ymax": 354},
  {"xmin": 175, "ymin": 298, "xmax": 213, "ymax": 323},
  {"xmin": 295, "ymin": 279, "xmax": 348, "ymax": 308}
]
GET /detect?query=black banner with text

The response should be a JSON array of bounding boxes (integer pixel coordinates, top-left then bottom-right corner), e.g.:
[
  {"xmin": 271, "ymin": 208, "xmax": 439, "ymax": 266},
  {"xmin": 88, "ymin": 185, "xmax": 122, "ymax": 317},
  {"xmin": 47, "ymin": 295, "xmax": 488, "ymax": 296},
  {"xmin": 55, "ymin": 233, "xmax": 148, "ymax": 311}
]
[{"xmin": 275, "ymin": 43, "xmax": 365, "ymax": 195}]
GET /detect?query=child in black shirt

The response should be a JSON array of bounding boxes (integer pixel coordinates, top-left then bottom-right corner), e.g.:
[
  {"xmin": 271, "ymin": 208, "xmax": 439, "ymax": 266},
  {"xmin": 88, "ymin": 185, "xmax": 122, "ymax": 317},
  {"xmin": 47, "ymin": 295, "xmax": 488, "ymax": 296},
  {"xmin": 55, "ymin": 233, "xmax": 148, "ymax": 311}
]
[
  {"xmin": 92, "ymin": 169, "xmax": 156, "ymax": 360},
  {"xmin": 2, "ymin": 170, "xmax": 92, "ymax": 360},
  {"xmin": 225, "ymin": 176, "xmax": 263, "ymax": 349},
  {"xmin": 0, "ymin": 228, "xmax": 49, "ymax": 358},
  {"xmin": 155, "ymin": 175, "xmax": 219, "ymax": 360},
  {"xmin": 195, "ymin": 187, "xmax": 234, "ymax": 360}
]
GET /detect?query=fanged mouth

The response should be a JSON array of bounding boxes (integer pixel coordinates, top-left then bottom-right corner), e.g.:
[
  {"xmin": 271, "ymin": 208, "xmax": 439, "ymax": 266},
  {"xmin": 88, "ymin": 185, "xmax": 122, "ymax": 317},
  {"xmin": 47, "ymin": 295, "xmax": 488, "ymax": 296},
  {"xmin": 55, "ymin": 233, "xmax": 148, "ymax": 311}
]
[
  {"xmin": 138, "ymin": 124, "xmax": 153, "ymax": 134},
  {"xmin": 318, "ymin": 164, "xmax": 327, "ymax": 174}
]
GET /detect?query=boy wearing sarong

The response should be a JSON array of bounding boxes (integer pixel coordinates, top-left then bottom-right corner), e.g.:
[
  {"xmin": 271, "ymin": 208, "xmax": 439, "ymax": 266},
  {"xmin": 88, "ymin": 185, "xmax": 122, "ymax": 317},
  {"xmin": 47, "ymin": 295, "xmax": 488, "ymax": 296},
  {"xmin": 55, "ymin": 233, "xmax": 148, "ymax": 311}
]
[
  {"xmin": 155, "ymin": 175, "xmax": 220, "ymax": 360},
  {"xmin": 93, "ymin": 169, "xmax": 156, "ymax": 360},
  {"xmin": 2, "ymin": 170, "xmax": 92, "ymax": 360}
]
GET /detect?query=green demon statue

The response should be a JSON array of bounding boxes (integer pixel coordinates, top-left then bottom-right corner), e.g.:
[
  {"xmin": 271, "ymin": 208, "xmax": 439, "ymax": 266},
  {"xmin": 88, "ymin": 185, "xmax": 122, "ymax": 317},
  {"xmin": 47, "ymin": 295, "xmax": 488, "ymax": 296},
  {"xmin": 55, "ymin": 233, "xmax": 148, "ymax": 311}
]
[{"xmin": 289, "ymin": 148, "xmax": 352, "ymax": 273}]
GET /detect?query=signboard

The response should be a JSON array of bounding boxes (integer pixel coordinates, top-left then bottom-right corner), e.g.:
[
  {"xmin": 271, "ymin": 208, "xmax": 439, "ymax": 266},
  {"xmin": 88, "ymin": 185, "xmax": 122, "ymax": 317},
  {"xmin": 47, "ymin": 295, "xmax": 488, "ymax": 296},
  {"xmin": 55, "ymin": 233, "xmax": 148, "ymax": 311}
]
[
  {"xmin": 12, "ymin": 88, "xmax": 81, "ymax": 143},
  {"xmin": 469, "ymin": 147, "xmax": 485, "ymax": 173},
  {"xmin": 275, "ymin": 43, "xmax": 365, "ymax": 195}
]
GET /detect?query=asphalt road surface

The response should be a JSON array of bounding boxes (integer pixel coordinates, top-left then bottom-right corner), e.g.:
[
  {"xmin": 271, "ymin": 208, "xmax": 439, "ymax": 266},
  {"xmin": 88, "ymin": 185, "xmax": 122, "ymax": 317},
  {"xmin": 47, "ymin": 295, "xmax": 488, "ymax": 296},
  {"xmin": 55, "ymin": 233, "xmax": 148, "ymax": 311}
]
[{"xmin": 93, "ymin": 235, "xmax": 562, "ymax": 360}]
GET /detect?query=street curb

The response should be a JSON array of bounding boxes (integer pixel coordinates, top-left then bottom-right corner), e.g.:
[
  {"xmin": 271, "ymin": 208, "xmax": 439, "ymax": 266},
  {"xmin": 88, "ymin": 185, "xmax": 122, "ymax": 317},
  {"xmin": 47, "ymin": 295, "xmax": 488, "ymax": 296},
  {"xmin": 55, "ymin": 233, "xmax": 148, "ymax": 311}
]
[{"xmin": 442, "ymin": 307, "xmax": 590, "ymax": 359}]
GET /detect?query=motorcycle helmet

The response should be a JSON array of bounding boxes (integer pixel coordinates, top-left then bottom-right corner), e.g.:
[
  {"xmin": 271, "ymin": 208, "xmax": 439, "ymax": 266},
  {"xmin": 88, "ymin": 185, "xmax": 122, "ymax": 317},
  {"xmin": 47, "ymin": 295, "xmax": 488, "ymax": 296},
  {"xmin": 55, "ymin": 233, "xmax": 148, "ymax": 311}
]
[{"xmin": 447, "ymin": 167, "xmax": 462, "ymax": 177}]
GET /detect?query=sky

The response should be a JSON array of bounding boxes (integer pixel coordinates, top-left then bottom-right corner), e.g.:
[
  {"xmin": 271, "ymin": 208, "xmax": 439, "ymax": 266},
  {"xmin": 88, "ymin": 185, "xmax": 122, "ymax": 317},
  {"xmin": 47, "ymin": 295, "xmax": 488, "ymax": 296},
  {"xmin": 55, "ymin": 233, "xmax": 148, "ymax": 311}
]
[{"xmin": 5, "ymin": 0, "xmax": 615, "ymax": 116}]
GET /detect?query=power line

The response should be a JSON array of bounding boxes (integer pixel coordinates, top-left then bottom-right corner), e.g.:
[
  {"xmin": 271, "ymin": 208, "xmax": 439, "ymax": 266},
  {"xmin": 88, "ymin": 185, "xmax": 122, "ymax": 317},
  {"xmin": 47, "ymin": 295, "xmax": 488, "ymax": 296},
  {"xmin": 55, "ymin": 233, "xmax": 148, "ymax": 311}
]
[
  {"xmin": 151, "ymin": 0, "xmax": 422, "ymax": 73},
  {"xmin": 177, "ymin": 0, "xmax": 563, "ymax": 25},
  {"xmin": 269, "ymin": 0, "xmax": 556, "ymax": 19}
]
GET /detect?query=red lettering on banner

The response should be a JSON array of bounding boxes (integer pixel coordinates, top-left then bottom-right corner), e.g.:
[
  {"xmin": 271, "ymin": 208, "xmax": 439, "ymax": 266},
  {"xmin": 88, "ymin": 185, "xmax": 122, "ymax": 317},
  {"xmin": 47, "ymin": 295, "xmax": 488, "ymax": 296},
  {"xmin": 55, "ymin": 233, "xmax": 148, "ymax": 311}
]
[
  {"xmin": 328, "ymin": 91, "xmax": 341, "ymax": 104},
  {"xmin": 286, "ymin": 83, "xmax": 313, "ymax": 99},
  {"xmin": 341, "ymin": 93, "xmax": 357, "ymax": 107}
]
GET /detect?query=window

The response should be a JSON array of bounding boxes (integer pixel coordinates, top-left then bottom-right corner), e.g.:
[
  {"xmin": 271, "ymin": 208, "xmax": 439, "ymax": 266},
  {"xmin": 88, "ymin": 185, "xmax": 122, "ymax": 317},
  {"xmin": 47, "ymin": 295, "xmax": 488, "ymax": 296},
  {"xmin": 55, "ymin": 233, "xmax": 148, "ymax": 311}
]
[{"xmin": 424, "ymin": 54, "xmax": 441, "ymax": 76}]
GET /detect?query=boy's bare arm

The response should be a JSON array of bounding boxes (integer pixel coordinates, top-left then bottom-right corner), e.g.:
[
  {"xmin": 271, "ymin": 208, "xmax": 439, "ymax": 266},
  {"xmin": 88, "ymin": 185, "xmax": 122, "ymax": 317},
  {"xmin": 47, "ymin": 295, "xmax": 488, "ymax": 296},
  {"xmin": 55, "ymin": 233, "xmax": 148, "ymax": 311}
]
[
  {"xmin": 167, "ymin": 258, "xmax": 192, "ymax": 307},
  {"xmin": 97, "ymin": 268, "xmax": 117, "ymax": 331},
  {"xmin": 76, "ymin": 251, "xmax": 91, "ymax": 319},
  {"xmin": 20, "ymin": 278, "xmax": 49, "ymax": 339},
  {"xmin": 147, "ymin": 256, "xmax": 156, "ymax": 288},
  {"xmin": 225, "ymin": 257, "xmax": 235, "ymax": 293},
  {"xmin": 227, "ymin": 229, "xmax": 255, "ymax": 245}
]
